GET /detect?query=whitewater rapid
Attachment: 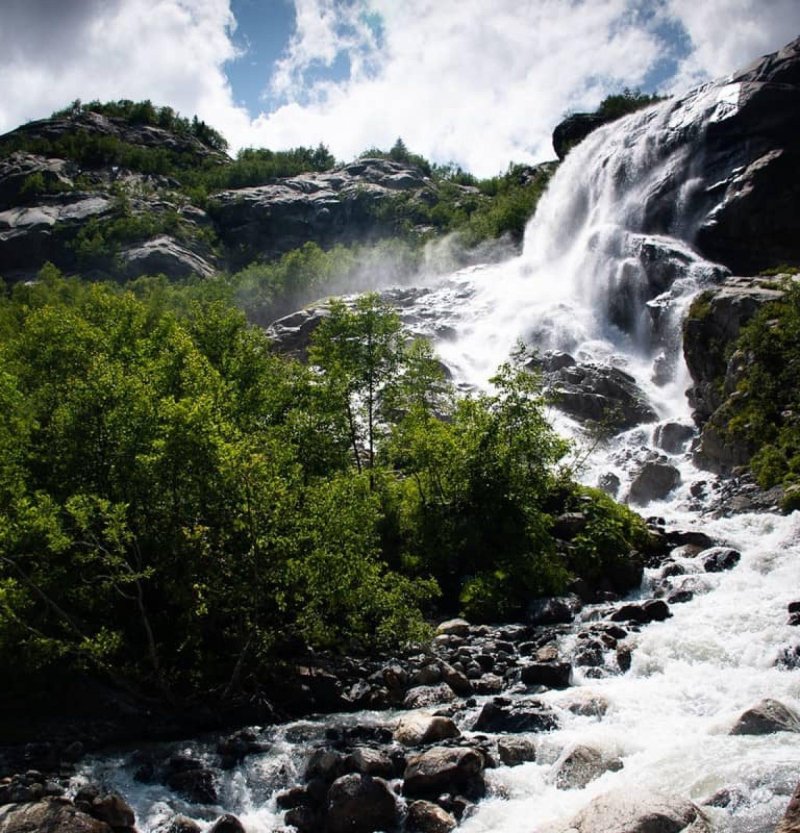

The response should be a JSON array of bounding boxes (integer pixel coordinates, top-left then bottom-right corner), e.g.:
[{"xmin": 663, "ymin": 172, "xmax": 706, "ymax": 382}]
[{"xmin": 75, "ymin": 82, "xmax": 800, "ymax": 833}]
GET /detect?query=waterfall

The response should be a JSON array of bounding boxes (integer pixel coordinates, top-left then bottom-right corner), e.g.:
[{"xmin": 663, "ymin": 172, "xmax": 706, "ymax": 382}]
[{"xmin": 72, "ymin": 74, "xmax": 800, "ymax": 833}]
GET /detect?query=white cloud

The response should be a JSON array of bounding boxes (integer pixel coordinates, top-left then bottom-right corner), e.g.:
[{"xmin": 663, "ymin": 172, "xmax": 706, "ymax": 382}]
[
  {"xmin": 0, "ymin": 0, "xmax": 252, "ymax": 146},
  {"xmin": 665, "ymin": 0, "xmax": 800, "ymax": 91},
  {"xmin": 0, "ymin": 0, "xmax": 797, "ymax": 176}
]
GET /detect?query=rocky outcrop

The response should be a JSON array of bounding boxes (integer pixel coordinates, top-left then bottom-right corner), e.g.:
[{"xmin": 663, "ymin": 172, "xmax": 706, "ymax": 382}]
[
  {"xmin": 0, "ymin": 799, "xmax": 112, "ymax": 833},
  {"xmin": 210, "ymin": 158, "xmax": 452, "ymax": 264},
  {"xmin": 692, "ymin": 37, "xmax": 800, "ymax": 274},
  {"xmin": 538, "ymin": 355, "xmax": 658, "ymax": 431},
  {"xmin": 0, "ymin": 152, "xmax": 76, "ymax": 210},
  {"xmin": 552, "ymin": 113, "xmax": 614, "ymax": 160},
  {"xmin": 628, "ymin": 461, "xmax": 681, "ymax": 505},
  {"xmin": 683, "ymin": 274, "xmax": 798, "ymax": 472},
  {"xmin": 120, "ymin": 235, "xmax": 216, "ymax": 280}
]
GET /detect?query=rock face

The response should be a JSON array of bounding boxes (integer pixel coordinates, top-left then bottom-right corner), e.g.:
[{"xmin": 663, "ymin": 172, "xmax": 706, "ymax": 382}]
[
  {"xmin": 692, "ymin": 37, "xmax": 800, "ymax": 275},
  {"xmin": 683, "ymin": 275, "xmax": 799, "ymax": 471},
  {"xmin": 120, "ymin": 235, "xmax": 216, "ymax": 280},
  {"xmin": 541, "ymin": 359, "xmax": 658, "ymax": 431},
  {"xmin": 549, "ymin": 788, "xmax": 711, "ymax": 833},
  {"xmin": 628, "ymin": 461, "xmax": 681, "ymax": 505},
  {"xmin": 210, "ymin": 158, "xmax": 450, "ymax": 263}
]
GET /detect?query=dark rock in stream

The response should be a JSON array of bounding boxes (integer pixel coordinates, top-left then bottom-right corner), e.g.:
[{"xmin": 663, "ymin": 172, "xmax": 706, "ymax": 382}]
[
  {"xmin": 403, "ymin": 746, "xmax": 485, "ymax": 800},
  {"xmin": 776, "ymin": 780, "xmax": 800, "ymax": 833},
  {"xmin": 730, "ymin": 698, "xmax": 800, "ymax": 735},
  {"xmin": 473, "ymin": 697, "xmax": 559, "ymax": 733},
  {"xmin": 406, "ymin": 799, "xmax": 457, "ymax": 833},
  {"xmin": 520, "ymin": 662, "xmax": 572, "ymax": 689},
  {"xmin": 207, "ymin": 814, "xmax": 245, "ymax": 833},
  {"xmin": 326, "ymin": 773, "xmax": 399, "ymax": 833},
  {"xmin": 698, "ymin": 546, "xmax": 741, "ymax": 573},
  {"xmin": 0, "ymin": 798, "xmax": 112, "ymax": 833}
]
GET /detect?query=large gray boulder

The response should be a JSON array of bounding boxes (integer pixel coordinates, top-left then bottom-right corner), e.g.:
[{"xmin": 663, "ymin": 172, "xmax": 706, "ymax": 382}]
[{"xmin": 547, "ymin": 788, "xmax": 711, "ymax": 832}]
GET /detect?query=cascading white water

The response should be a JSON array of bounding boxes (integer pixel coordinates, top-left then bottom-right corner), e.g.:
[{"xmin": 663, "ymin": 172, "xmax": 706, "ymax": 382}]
[{"xmin": 74, "ymin": 76, "xmax": 800, "ymax": 833}]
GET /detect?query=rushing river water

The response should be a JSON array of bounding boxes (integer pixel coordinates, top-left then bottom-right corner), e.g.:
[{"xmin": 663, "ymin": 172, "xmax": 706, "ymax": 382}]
[{"xmin": 75, "ymin": 76, "xmax": 800, "ymax": 832}]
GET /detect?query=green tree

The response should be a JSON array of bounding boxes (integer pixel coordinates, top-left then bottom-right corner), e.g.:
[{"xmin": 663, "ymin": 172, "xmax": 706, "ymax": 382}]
[{"xmin": 310, "ymin": 294, "xmax": 405, "ymax": 480}]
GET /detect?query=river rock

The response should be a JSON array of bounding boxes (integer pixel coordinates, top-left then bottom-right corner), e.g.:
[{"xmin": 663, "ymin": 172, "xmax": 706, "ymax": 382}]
[
  {"xmin": 560, "ymin": 690, "xmax": 610, "ymax": 718},
  {"xmin": 698, "ymin": 546, "xmax": 741, "ymax": 573},
  {"xmin": 776, "ymin": 780, "xmax": 800, "ymax": 833},
  {"xmin": 547, "ymin": 788, "xmax": 711, "ymax": 832},
  {"xmin": 544, "ymin": 362, "xmax": 657, "ymax": 431},
  {"xmin": 628, "ymin": 462, "xmax": 681, "ymax": 505},
  {"xmin": 90, "ymin": 793, "xmax": 135, "ymax": 828},
  {"xmin": 610, "ymin": 599, "xmax": 670, "ymax": 624},
  {"xmin": 520, "ymin": 662, "xmax": 572, "ymax": 689},
  {"xmin": 305, "ymin": 748, "xmax": 347, "ymax": 782},
  {"xmin": 473, "ymin": 697, "xmax": 559, "ymax": 733},
  {"xmin": 395, "ymin": 713, "xmax": 461, "ymax": 747},
  {"xmin": 527, "ymin": 595, "xmax": 582, "ymax": 625},
  {"xmin": 654, "ymin": 422, "xmax": 695, "ymax": 454},
  {"xmin": 345, "ymin": 747, "xmax": 396, "ymax": 779},
  {"xmin": 325, "ymin": 773, "xmax": 398, "ymax": 833},
  {"xmin": 730, "ymin": 698, "xmax": 800, "ymax": 735},
  {"xmin": 436, "ymin": 618, "xmax": 471, "ymax": 637},
  {"xmin": 406, "ymin": 799, "xmax": 457, "ymax": 833},
  {"xmin": 403, "ymin": 683, "xmax": 457, "ymax": 709},
  {"xmin": 552, "ymin": 744, "xmax": 622, "ymax": 790},
  {"xmin": 403, "ymin": 746, "xmax": 485, "ymax": 799},
  {"xmin": 497, "ymin": 736, "xmax": 537, "ymax": 766},
  {"xmin": 207, "ymin": 815, "xmax": 245, "ymax": 833},
  {"xmin": 163, "ymin": 816, "xmax": 201, "ymax": 833},
  {"xmin": 0, "ymin": 798, "xmax": 112, "ymax": 833},
  {"xmin": 165, "ymin": 765, "xmax": 217, "ymax": 805}
]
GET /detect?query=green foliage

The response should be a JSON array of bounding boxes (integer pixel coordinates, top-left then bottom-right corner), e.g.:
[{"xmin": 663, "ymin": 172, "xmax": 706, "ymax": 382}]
[
  {"xmin": 597, "ymin": 88, "xmax": 665, "ymax": 120},
  {"xmin": 718, "ymin": 279, "xmax": 800, "ymax": 490},
  {"xmin": 51, "ymin": 98, "xmax": 229, "ymax": 152}
]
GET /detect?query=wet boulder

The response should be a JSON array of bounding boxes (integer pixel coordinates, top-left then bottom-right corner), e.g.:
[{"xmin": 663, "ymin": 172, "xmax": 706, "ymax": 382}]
[
  {"xmin": 520, "ymin": 662, "xmax": 572, "ymax": 689},
  {"xmin": 776, "ymin": 780, "xmax": 800, "ymax": 833},
  {"xmin": 0, "ymin": 798, "xmax": 112, "ymax": 833},
  {"xmin": 610, "ymin": 599, "xmax": 670, "ymax": 624},
  {"xmin": 208, "ymin": 815, "xmax": 245, "ymax": 833},
  {"xmin": 730, "ymin": 698, "xmax": 800, "ymax": 735},
  {"xmin": 549, "ymin": 788, "xmax": 711, "ymax": 832},
  {"xmin": 346, "ymin": 747, "xmax": 396, "ymax": 779},
  {"xmin": 628, "ymin": 461, "xmax": 681, "ymax": 505},
  {"xmin": 473, "ymin": 697, "xmax": 559, "ymax": 733},
  {"xmin": 326, "ymin": 774, "xmax": 399, "ymax": 833},
  {"xmin": 544, "ymin": 362, "xmax": 658, "ymax": 431},
  {"xmin": 403, "ymin": 746, "xmax": 485, "ymax": 800},
  {"xmin": 406, "ymin": 799, "xmax": 457, "ymax": 833},
  {"xmin": 552, "ymin": 744, "xmax": 622, "ymax": 790},
  {"xmin": 403, "ymin": 683, "xmax": 457, "ymax": 710},
  {"xmin": 698, "ymin": 546, "xmax": 741, "ymax": 573},
  {"xmin": 497, "ymin": 736, "xmax": 537, "ymax": 767},
  {"xmin": 527, "ymin": 594, "xmax": 582, "ymax": 625},
  {"xmin": 89, "ymin": 794, "xmax": 135, "ymax": 829},
  {"xmin": 654, "ymin": 422, "xmax": 695, "ymax": 454},
  {"xmin": 394, "ymin": 713, "xmax": 461, "ymax": 747}
]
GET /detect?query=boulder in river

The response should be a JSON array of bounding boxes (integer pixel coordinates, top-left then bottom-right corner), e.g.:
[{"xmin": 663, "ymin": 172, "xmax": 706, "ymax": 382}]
[
  {"xmin": 730, "ymin": 698, "xmax": 800, "ymax": 735},
  {"xmin": 0, "ymin": 798, "xmax": 112, "ymax": 833},
  {"xmin": 406, "ymin": 799, "xmax": 457, "ymax": 833},
  {"xmin": 776, "ymin": 780, "xmax": 800, "ymax": 833},
  {"xmin": 394, "ymin": 713, "xmax": 461, "ymax": 747},
  {"xmin": 473, "ymin": 697, "xmax": 559, "ymax": 733},
  {"xmin": 546, "ymin": 787, "xmax": 711, "ymax": 832},
  {"xmin": 552, "ymin": 744, "xmax": 622, "ymax": 790},
  {"xmin": 628, "ymin": 461, "xmax": 681, "ymax": 505},
  {"xmin": 403, "ymin": 746, "xmax": 485, "ymax": 799},
  {"xmin": 326, "ymin": 773, "xmax": 399, "ymax": 833}
]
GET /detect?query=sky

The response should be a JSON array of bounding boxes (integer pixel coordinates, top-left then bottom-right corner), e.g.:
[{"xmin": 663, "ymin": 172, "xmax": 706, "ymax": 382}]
[{"xmin": 0, "ymin": 0, "xmax": 798, "ymax": 177}]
